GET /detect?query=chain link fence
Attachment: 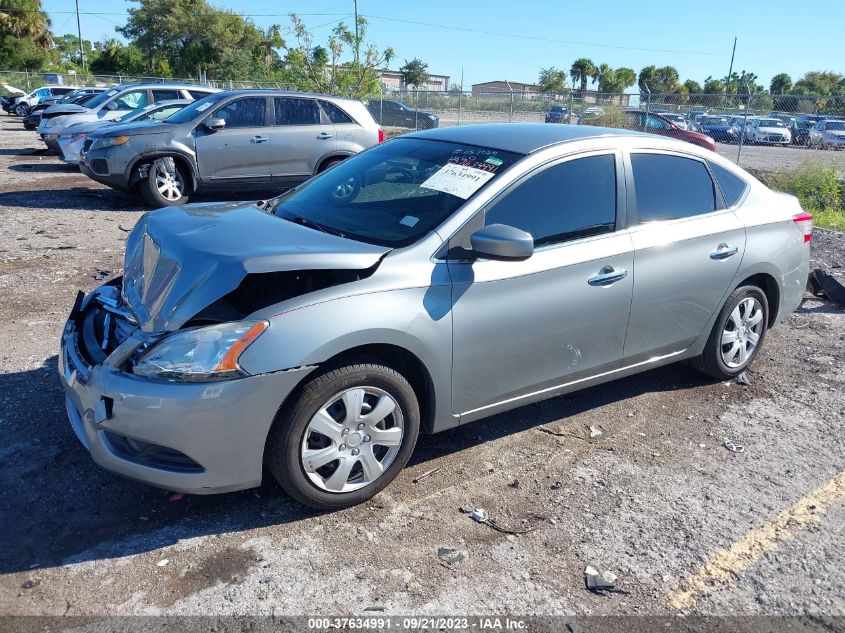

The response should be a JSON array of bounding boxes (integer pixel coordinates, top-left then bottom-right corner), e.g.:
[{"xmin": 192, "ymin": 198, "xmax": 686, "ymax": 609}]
[{"xmin": 3, "ymin": 70, "xmax": 843, "ymax": 176}]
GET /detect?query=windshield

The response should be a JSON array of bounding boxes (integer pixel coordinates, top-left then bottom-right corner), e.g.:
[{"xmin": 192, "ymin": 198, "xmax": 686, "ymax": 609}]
[
  {"xmin": 701, "ymin": 116, "xmax": 728, "ymax": 125},
  {"xmin": 758, "ymin": 119, "xmax": 785, "ymax": 127},
  {"xmin": 826, "ymin": 121, "xmax": 845, "ymax": 131},
  {"xmin": 271, "ymin": 138, "xmax": 523, "ymax": 248},
  {"xmin": 164, "ymin": 92, "xmax": 229, "ymax": 124},
  {"xmin": 116, "ymin": 103, "xmax": 157, "ymax": 123}
]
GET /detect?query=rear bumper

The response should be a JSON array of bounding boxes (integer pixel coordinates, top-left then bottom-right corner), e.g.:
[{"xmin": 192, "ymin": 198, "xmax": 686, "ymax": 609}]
[{"xmin": 58, "ymin": 293, "xmax": 312, "ymax": 494}]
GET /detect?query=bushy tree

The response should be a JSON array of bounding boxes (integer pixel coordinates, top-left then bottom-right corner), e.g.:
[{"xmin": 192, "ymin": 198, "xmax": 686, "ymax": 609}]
[
  {"xmin": 770, "ymin": 73, "xmax": 792, "ymax": 95},
  {"xmin": 792, "ymin": 71, "xmax": 844, "ymax": 96},
  {"xmin": 400, "ymin": 58, "xmax": 429, "ymax": 89},
  {"xmin": 594, "ymin": 64, "xmax": 636, "ymax": 93},
  {"xmin": 0, "ymin": 0, "xmax": 52, "ymax": 69},
  {"xmin": 538, "ymin": 67, "xmax": 567, "ymax": 94},
  {"xmin": 570, "ymin": 58, "xmax": 596, "ymax": 92},
  {"xmin": 683, "ymin": 79, "xmax": 702, "ymax": 94},
  {"xmin": 638, "ymin": 65, "xmax": 679, "ymax": 93}
]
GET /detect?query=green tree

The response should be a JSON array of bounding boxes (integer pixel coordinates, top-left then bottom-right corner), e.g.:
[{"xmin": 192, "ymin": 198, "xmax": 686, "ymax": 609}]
[
  {"xmin": 538, "ymin": 66, "xmax": 568, "ymax": 94},
  {"xmin": 792, "ymin": 71, "xmax": 844, "ymax": 96},
  {"xmin": 51, "ymin": 33, "xmax": 95, "ymax": 68},
  {"xmin": 570, "ymin": 57, "xmax": 596, "ymax": 92},
  {"xmin": 0, "ymin": 0, "xmax": 52, "ymax": 48},
  {"xmin": 683, "ymin": 79, "xmax": 702, "ymax": 94},
  {"xmin": 592, "ymin": 64, "xmax": 636, "ymax": 93},
  {"xmin": 702, "ymin": 75, "xmax": 725, "ymax": 93},
  {"xmin": 400, "ymin": 58, "xmax": 429, "ymax": 88},
  {"xmin": 770, "ymin": 73, "xmax": 792, "ymax": 95},
  {"xmin": 638, "ymin": 65, "xmax": 679, "ymax": 93}
]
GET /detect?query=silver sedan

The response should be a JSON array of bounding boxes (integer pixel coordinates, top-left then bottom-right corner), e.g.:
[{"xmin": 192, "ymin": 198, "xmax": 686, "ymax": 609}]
[{"xmin": 59, "ymin": 123, "xmax": 812, "ymax": 509}]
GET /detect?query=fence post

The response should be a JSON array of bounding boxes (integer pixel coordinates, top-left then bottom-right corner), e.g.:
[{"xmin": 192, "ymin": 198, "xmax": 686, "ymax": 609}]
[
  {"xmin": 568, "ymin": 91, "xmax": 574, "ymax": 124},
  {"xmin": 415, "ymin": 88, "xmax": 419, "ymax": 130},
  {"xmin": 458, "ymin": 90, "xmax": 462, "ymax": 126},
  {"xmin": 736, "ymin": 93, "xmax": 753, "ymax": 165},
  {"xmin": 509, "ymin": 89, "xmax": 514, "ymax": 123}
]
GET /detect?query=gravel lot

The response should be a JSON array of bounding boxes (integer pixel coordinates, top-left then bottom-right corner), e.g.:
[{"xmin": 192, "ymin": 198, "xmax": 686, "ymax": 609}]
[{"xmin": 0, "ymin": 115, "xmax": 844, "ymax": 620}]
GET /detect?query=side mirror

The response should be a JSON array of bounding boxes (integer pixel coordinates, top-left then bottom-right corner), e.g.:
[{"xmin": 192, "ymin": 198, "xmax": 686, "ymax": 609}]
[
  {"xmin": 205, "ymin": 117, "xmax": 226, "ymax": 131},
  {"xmin": 470, "ymin": 224, "xmax": 534, "ymax": 261},
  {"xmin": 105, "ymin": 101, "xmax": 118, "ymax": 110}
]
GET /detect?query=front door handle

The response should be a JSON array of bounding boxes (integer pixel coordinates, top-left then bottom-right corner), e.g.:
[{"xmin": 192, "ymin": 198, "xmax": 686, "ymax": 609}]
[
  {"xmin": 710, "ymin": 244, "xmax": 739, "ymax": 260},
  {"xmin": 250, "ymin": 136, "xmax": 269, "ymax": 144},
  {"xmin": 317, "ymin": 132, "xmax": 334, "ymax": 140},
  {"xmin": 588, "ymin": 266, "xmax": 628, "ymax": 287}
]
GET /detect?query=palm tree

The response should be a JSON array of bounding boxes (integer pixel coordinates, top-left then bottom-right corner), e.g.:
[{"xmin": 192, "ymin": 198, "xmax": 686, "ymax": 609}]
[
  {"xmin": 0, "ymin": 0, "xmax": 53, "ymax": 48},
  {"xmin": 570, "ymin": 57, "xmax": 596, "ymax": 93},
  {"xmin": 256, "ymin": 24, "xmax": 284, "ymax": 67}
]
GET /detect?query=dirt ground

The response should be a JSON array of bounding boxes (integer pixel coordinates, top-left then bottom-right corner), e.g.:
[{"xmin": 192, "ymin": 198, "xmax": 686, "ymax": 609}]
[{"xmin": 0, "ymin": 115, "xmax": 844, "ymax": 620}]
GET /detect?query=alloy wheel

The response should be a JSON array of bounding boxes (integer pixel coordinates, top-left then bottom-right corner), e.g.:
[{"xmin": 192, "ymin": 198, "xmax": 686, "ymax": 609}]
[
  {"xmin": 720, "ymin": 297, "xmax": 764, "ymax": 368},
  {"xmin": 154, "ymin": 160, "xmax": 184, "ymax": 201},
  {"xmin": 300, "ymin": 387, "xmax": 404, "ymax": 493}
]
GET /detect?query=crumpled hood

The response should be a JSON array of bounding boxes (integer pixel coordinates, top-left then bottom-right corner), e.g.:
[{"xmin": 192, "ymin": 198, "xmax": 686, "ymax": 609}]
[{"xmin": 122, "ymin": 201, "xmax": 391, "ymax": 333}]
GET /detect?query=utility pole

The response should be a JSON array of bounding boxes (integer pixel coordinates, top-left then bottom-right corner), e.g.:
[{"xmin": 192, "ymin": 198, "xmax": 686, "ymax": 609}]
[
  {"xmin": 75, "ymin": 0, "xmax": 85, "ymax": 70},
  {"xmin": 353, "ymin": 0, "xmax": 359, "ymax": 64},
  {"xmin": 726, "ymin": 36, "xmax": 737, "ymax": 92}
]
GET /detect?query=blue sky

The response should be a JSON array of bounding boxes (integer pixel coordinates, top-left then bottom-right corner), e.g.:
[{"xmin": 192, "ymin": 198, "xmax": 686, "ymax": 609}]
[{"xmin": 44, "ymin": 0, "xmax": 844, "ymax": 89}]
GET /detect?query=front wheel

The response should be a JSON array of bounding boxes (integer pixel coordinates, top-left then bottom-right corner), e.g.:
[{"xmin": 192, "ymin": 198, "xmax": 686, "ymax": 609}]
[
  {"xmin": 690, "ymin": 285, "xmax": 768, "ymax": 380},
  {"xmin": 139, "ymin": 157, "xmax": 189, "ymax": 207},
  {"xmin": 266, "ymin": 362, "xmax": 420, "ymax": 510}
]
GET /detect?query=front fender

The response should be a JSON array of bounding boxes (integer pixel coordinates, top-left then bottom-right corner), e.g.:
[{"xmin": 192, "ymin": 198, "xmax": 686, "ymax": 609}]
[{"xmin": 127, "ymin": 147, "xmax": 199, "ymax": 190}]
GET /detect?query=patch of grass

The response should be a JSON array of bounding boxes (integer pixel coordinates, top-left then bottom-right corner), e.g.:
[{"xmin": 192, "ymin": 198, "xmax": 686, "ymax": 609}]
[{"xmin": 761, "ymin": 162, "xmax": 844, "ymax": 231}]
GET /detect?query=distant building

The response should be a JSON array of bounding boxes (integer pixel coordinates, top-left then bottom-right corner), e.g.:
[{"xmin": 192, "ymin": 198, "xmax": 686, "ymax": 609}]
[
  {"xmin": 379, "ymin": 69, "xmax": 450, "ymax": 92},
  {"xmin": 471, "ymin": 80, "xmax": 542, "ymax": 96}
]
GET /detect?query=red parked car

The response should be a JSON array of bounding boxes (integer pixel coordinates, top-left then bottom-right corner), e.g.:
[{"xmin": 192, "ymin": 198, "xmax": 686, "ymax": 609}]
[{"xmin": 621, "ymin": 109, "xmax": 717, "ymax": 151}]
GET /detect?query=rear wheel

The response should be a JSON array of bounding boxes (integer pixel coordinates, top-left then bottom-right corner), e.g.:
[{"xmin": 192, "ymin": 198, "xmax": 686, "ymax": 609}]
[
  {"xmin": 266, "ymin": 361, "xmax": 420, "ymax": 510},
  {"xmin": 139, "ymin": 157, "xmax": 189, "ymax": 207},
  {"xmin": 690, "ymin": 285, "xmax": 768, "ymax": 380}
]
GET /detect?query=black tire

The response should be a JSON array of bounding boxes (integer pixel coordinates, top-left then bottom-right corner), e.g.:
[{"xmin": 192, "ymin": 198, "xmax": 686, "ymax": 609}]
[
  {"xmin": 266, "ymin": 361, "xmax": 420, "ymax": 510},
  {"xmin": 318, "ymin": 157, "xmax": 346, "ymax": 173},
  {"xmin": 139, "ymin": 157, "xmax": 189, "ymax": 207},
  {"xmin": 14, "ymin": 103, "xmax": 29, "ymax": 116},
  {"xmin": 690, "ymin": 285, "xmax": 769, "ymax": 380}
]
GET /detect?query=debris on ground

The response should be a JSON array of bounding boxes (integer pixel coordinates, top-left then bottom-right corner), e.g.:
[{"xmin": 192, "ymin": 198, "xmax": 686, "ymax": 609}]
[
  {"xmin": 723, "ymin": 439, "xmax": 745, "ymax": 453},
  {"xmin": 437, "ymin": 547, "xmax": 467, "ymax": 566},
  {"xmin": 538, "ymin": 426, "xmax": 588, "ymax": 442},
  {"xmin": 156, "ymin": 559, "xmax": 169, "ymax": 567},
  {"xmin": 809, "ymin": 268, "xmax": 845, "ymax": 305},
  {"xmin": 584, "ymin": 565, "xmax": 628, "ymax": 595},
  {"xmin": 20, "ymin": 579, "xmax": 40, "ymax": 590},
  {"xmin": 736, "ymin": 372, "xmax": 752, "ymax": 386},
  {"xmin": 412, "ymin": 467, "xmax": 441, "ymax": 483},
  {"xmin": 459, "ymin": 505, "xmax": 475, "ymax": 514},
  {"xmin": 509, "ymin": 479, "xmax": 521, "ymax": 489},
  {"xmin": 117, "ymin": 224, "xmax": 132, "ymax": 232},
  {"xmin": 483, "ymin": 461, "xmax": 495, "ymax": 473},
  {"xmin": 93, "ymin": 270, "xmax": 110, "ymax": 281},
  {"xmin": 465, "ymin": 507, "xmax": 539, "ymax": 535},
  {"xmin": 589, "ymin": 425, "xmax": 604, "ymax": 439}
]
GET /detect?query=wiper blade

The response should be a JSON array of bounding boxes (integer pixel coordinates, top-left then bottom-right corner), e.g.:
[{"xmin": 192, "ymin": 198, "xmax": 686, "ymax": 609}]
[{"xmin": 285, "ymin": 214, "xmax": 347, "ymax": 238}]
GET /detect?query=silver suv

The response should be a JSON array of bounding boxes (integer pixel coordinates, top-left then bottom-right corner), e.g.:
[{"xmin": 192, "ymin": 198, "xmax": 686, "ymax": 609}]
[{"xmin": 79, "ymin": 90, "xmax": 383, "ymax": 207}]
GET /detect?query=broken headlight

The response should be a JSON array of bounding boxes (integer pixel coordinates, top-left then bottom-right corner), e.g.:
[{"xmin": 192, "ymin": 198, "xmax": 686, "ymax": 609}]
[{"xmin": 133, "ymin": 321, "xmax": 268, "ymax": 382}]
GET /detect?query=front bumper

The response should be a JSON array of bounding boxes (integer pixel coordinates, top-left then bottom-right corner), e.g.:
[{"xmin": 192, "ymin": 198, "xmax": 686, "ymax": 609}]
[{"xmin": 58, "ymin": 291, "xmax": 312, "ymax": 494}]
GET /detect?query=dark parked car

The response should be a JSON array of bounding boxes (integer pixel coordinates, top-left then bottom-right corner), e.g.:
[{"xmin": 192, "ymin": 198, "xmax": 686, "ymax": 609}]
[
  {"xmin": 791, "ymin": 115, "xmax": 827, "ymax": 145},
  {"xmin": 698, "ymin": 115, "xmax": 737, "ymax": 143},
  {"xmin": 368, "ymin": 99, "xmax": 438, "ymax": 129},
  {"xmin": 618, "ymin": 110, "xmax": 717, "ymax": 151},
  {"xmin": 23, "ymin": 90, "xmax": 102, "ymax": 130},
  {"xmin": 545, "ymin": 105, "xmax": 570, "ymax": 123}
]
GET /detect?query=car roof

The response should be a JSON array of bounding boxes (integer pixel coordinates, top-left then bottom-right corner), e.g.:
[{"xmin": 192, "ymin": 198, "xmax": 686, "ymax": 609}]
[
  {"xmin": 105, "ymin": 82, "xmax": 218, "ymax": 91},
  {"xmin": 212, "ymin": 88, "xmax": 362, "ymax": 103},
  {"xmin": 405, "ymin": 123, "xmax": 647, "ymax": 154}
]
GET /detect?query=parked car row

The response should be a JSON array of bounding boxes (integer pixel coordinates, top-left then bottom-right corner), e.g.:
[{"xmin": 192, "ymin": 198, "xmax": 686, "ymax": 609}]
[{"xmin": 12, "ymin": 82, "xmax": 386, "ymax": 206}]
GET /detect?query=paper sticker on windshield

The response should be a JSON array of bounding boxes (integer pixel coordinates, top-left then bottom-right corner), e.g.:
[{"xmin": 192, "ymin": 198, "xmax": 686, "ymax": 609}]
[
  {"xmin": 420, "ymin": 163, "xmax": 496, "ymax": 199},
  {"xmin": 400, "ymin": 215, "xmax": 419, "ymax": 227}
]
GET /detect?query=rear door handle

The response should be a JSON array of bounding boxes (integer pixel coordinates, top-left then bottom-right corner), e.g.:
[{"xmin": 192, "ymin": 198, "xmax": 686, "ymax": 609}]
[
  {"xmin": 588, "ymin": 266, "xmax": 628, "ymax": 287},
  {"xmin": 710, "ymin": 244, "xmax": 739, "ymax": 260},
  {"xmin": 250, "ymin": 136, "xmax": 269, "ymax": 144},
  {"xmin": 317, "ymin": 132, "xmax": 334, "ymax": 140}
]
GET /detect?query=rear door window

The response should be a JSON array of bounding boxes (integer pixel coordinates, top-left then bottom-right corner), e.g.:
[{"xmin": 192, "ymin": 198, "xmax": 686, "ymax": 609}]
[
  {"xmin": 319, "ymin": 100, "xmax": 354, "ymax": 124},
  {"xmin": 708, "ymin": 162, "xmax": 748, "ymax": 207},
  {"xmin": 152, "ymin": 89, "xmax": 180, "ymax": 101},
  {"xmin": 631, "ymin": 153, "xmax": 716, "ymax": 222},
  {"xmin": 274, "ymin": 97, "xmax": 321, "ymax": 125},
  {"xmin": 214, "ymin": 97, "xmax": 267, "ymax": 128}
]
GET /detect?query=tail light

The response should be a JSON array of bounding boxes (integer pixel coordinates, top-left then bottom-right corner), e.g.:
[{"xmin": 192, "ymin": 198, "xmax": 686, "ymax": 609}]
[
  {"xmin": 377, "ymin": 128, "xmax": 384, "ymax": 143},
  {"xmin": 793, "ymin": 212, "xmax": 813, "ymax": 243}
]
